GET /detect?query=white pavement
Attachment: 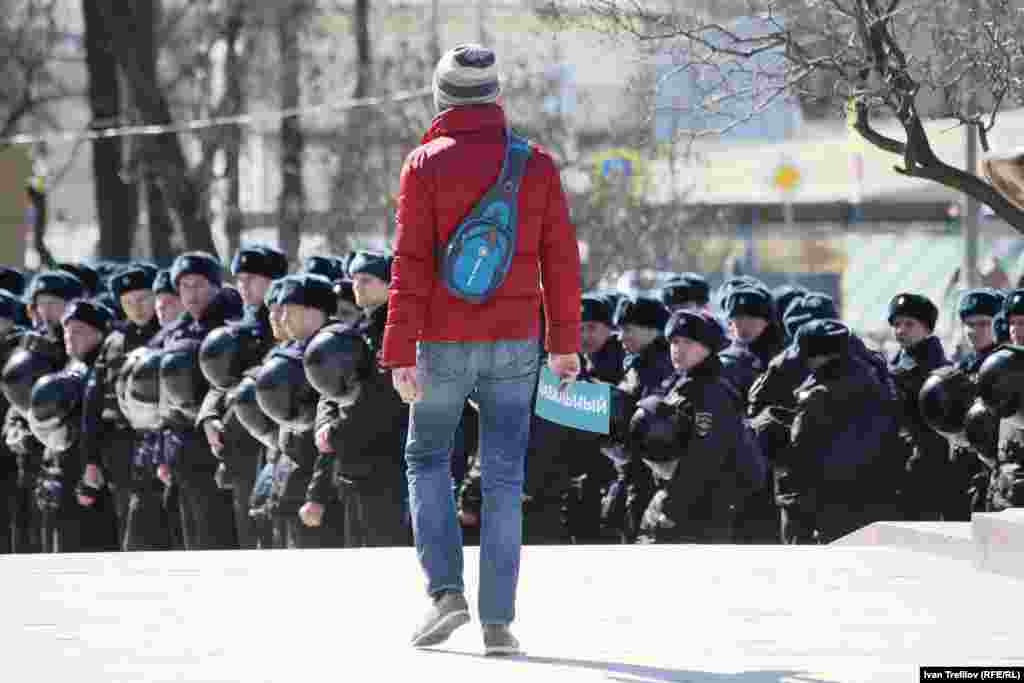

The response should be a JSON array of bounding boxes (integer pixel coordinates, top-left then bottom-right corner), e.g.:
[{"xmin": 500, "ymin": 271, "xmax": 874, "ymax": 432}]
[{"xmin": 0, "ymin": 544, "xmax": 1021, "ymax": 682}]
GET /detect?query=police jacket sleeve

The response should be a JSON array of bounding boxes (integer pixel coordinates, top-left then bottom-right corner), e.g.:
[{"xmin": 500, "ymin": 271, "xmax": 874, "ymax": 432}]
[
  {"xmin": 779, "ymin": 385, "xmax": 835, "ymax": 477},
  {"xmin": 537, "ymin": 154, "xmax": 581, "ymax": 356},
  {"xmin": 79, "ymin": 367, "xmax": 105, "ymax": 467},
  {"xmin": 664, "ymin": 386, "xmax": 738, "ymax": 514},
  {"xmin": 382, "ymin": 154, "xmax": 436, "ymax": 368},
  {"xmin": 315, "ymin": 396, "xmax": 341, "ymax": 439},
  {"xmin": 197, "ymin": 386, "xmax": 228, "ymax": 428}
]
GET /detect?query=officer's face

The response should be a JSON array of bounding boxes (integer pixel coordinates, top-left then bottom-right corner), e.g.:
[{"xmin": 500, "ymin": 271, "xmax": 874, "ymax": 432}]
[
  {"xmin": 63, "ymin": 320, "xmax": 103, "ymax": 360},
  {"xmin": 729, "ymin": 315, "xmax": 769, "ymax": 344},
  {"xmin": 268, "ymin": 303, "xmax": 289, "ymax": 341},
  {"xmin": 33, "ymin": 294, "xmax": 69, "ymax": 327},
  {"xmin": 1009, "ymin": 315, "xmax": 1024, "ymax": 345},
  {"xmin": 890, "ymin": 315, "xmax": 930, "ymax": 349},
  {"xmin": 581, "ymin": 321, "xmax": 612, "ymax": 354},
  {"xmin": 621, "ymin": 325, "xmax": 658, "ymax": 354},
  {"xmin": 177, "ymin": 274, "xmax": 218, "ymax": 319},
  {"xmin": 120, "ymin": 289, "xmax": 156, "ymax": 327},
  {"xmin": 281, "ymin": 303, "xmax": 325, "ymax": 341},
  {"xmin": 155, "ymin": 293, "xmax": 184, "ymax": 326},
  {"xmin": 351, "ymin": 273, "xmax": 389, "ymax": 308},
  {"xmin": 963, "ymin": 315, "xmax": 995, "ymax": 351},
  {"xmin": 669, "ymin": 336, "xmax": 710, "ymax": 371},
  {"xmin": 236, "ymin": 272, "xmax": 273, "ymax": 308}
]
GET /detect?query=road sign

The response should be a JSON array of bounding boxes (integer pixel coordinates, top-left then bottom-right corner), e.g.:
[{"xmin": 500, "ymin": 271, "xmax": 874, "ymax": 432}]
[{"xmin": 772, "ymin": 162, "xmax": 801, "ymax": 193}]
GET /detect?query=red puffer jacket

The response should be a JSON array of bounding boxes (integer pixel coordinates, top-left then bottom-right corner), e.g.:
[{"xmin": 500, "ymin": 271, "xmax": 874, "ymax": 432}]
[{"xmin": 381, "ymin": 104, "xmax": 581, "ymax": 368}]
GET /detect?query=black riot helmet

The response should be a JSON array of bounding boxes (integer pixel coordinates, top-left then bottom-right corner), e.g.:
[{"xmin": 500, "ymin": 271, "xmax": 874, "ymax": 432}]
[
  {"xmin": 199, "ymin": 324, "xmax": 265, "ymax": 391},
  {"xmin": 918, "ymin": 366, "xmax": 977, "ymax": 438},
  {"xmin": 130, "ymin": 348, "xmax": 163, "ymax": 405},
  {"xmin": 1, "ymin": 339, "xmax": 63, "ymax": 414},
  {"xmin": 255, "ymin": 347, "xmax": 318, "ymax": 430},
  {"xmin": 118, "ymin": 348, "xmax": 163, "ymax": 431},
  {"xmin": 160, "ymin": 339, "xmax": 206, "ymax": 414},
  {"xmin": 964, "ymin": 398, "xmax": 1000, "ymax": 463},
  {"xmin": 976, "ymin": 345, "xmax": 1024, "ymax": 419},
  {"xmin": 28, "ymin": 369, "xmax": 85, "ymax": 451},
  {"xmin": 232, "ymin": 375, "xmax": 279, "ymax": 449},
  {"xmin": 627, "ymin": 395, "xmax": 691, "ymax": 463},
  {"xmin": 302, "ymin": 324, "xmax": 371, "ymax": 403}
]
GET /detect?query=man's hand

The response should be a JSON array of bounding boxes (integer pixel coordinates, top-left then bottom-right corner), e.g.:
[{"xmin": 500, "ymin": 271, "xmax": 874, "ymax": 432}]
[
  {"xmin": 203, "ymin": 419, "xmax": 225, "ymax": 455},
  {"xmin": 315, "ymin": 425, "xmax": 334, "ymax": 453},
  {"xmin": 299, "ymin": 501, "xmax": 324, "ymax": 527},
  {"xmin": 392, "ymin": 366, "xmax": 422, "ymax": 404},
  {"xmin": 157, "ymin": 463, "xmax": 172, "ymax": 487},
  {"xmin": 77, "ymin": 464, "xmax": 104, "ymax": 507},
  {"xmin": 547, "ymin": 353, "xmax": 581, "ymax": 384}
]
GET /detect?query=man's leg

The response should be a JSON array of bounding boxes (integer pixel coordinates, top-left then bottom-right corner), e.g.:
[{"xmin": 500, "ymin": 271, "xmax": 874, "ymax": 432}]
[
  {"xmin": 405, "ymin": 341, "xmax": 476, "ymax": 647},
  {"xmin": 473, "ymin": 339, "xmax": 538, "ymax": 627},
  {"xmin": 405, "ymin": 342, "xmax": 475, "ymax": 598}
]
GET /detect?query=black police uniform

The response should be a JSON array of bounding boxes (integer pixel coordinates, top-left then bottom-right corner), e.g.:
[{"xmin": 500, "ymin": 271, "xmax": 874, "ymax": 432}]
[
  {"xmin": 196, "ymin": 304, "xmax": 276, "ymax": 549},
  {"xmin": 309, "ymin": 304, "xmax": 411, "ymax": 547},
  {"xmin": 888, "ymin": 336, "xmax": 951, "ymax": 520},
  {"xmin": 35, "ymin": 352, "xmax": 120, "ymax": 553},
  {"xmin": 778, "ymin": 341, "xmax": 900, "ymax": 544},
  {"xmin": 0, "ymin": 326, "xmax": 26, "ymax": 552},
  {"xmin": 88, "ymin": 315, "xmax": 162, "ymax": 546},
  {"xmin": 637, "ymin": 354, "xmax": 754, "ymax": 543},
  {"xmin": 262, "ymin": 336, "xmax": 341, "ymax": 549},
  {"xmin": 610, "ymin": 336, "xmax": 674, "ymax": 543},
  {"xmin": 3, "ymin": 326, "xmax": 68, "ymax": 553},
  {"xmin": 159, "ymin": 288, "xmax": 242, "ymax": 550},
  {"xmin": 950, "ymin": 344, "xmax": 999, "ymax": 519}
]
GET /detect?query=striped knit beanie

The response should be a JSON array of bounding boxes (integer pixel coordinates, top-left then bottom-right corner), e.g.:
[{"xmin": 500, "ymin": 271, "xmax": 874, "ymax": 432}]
[{"xmin": 433, "ymin": 44, "xmax": 501, "ymax": 112}]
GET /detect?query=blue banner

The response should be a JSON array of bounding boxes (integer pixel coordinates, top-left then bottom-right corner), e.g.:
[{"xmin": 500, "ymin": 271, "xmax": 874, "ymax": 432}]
[{"xmin": 534, "ymin": 366, "xmax": 611, "ymax": 434}]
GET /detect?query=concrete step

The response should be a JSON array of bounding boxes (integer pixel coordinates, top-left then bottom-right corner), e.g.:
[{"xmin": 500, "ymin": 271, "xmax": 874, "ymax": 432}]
[
  {"xmin": 1, "ymin": 545, "xmax": 1022, "ymax": 682},
  {"xmin": 831, "ymin": 521, "xmax": 975, "ymax": 562},
  {"xmin": 972, "ymin": 507, "xmax": 1024, "ymax": 580}
]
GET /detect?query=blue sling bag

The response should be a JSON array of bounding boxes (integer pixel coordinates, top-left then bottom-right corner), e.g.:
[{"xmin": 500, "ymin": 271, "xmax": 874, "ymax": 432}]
[{"xmin": 438, "ymin": 129, "xmax": 532, "ymax": 303}]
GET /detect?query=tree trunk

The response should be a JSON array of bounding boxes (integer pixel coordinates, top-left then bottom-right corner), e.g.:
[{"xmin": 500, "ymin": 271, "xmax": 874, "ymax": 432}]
[
  {"xmin": 96, "ymin": 0, "xmax": 219, "ymax": 258},
  {"xmin": 277, "ymin": 2, "xmax": 307, "ymax": 263},
  {"xmin": 82, "ymin": 0, "xmax": 138, "ymax": 261},
  {"xmin": 223, "ymin": 2, "xmax": 246, "ymax": 260},
  {"xmin": 144, "ymin": 169, "xmax": 175, "ymax": 266}
]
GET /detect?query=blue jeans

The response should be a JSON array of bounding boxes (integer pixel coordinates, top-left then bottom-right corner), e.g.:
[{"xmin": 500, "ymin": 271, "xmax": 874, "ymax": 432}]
[{"xmin": 405, "ymin": 338, "xmax": 539, "ymax": 625}]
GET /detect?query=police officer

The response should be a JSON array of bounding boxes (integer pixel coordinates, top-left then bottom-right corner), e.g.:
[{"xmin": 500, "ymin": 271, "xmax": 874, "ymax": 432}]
[
  {"xmin": 33, "ymin": 300, "xmax": 119, "ymax": 552},
  {"xmin": 990, "ymin": 289, "xmax": 1024, "ymax": 510},
  {"xmin": 772, "ymin": 285, "xmax": 808, "ymax": 342},
  {"xmin": 949, "ymin": 287, "xmax": 1004, "ymax": 519},
  {"xmin": 886, "ymin": 293, "xmax": 951, "ymax": 521},
  {"xmin": 0, "ymin": 290, "xmax": 27, "ymax": 552},
  {"xmin": 158, "ymin": 252, "xmax": 243, "ymax": 550},
  {"xmin": 661, "ymin": 273, "xmax": 710, "ymax": 314},
  {"xmin": 606, "ymin": 296, "xmax": 672, "ymax": 543},
  {"xmin": 580, "ymin": 294, "xmax": 626, "ymax": 385},
  {"xmin": 259, "ymin": 273, "xmax": 340, "ymax": 548},
  {"xmin": 76, "ymin": 265, "xmax": 162, "ymax": 547},
  {"xmin": 304, "ymin": 253, "xmax": 410, "ymax": 547},
  {"xmin": 721, "ymin": 285, "xmax": 785, "ymax": 543},
  {"xmin": 635, "ymin": 310, "xmax": 761, "ymax": 543},
  {"xmin": 777, "ymin": 320, "xmax": 900, "ymax": 543},
  {"xmin": 197, "ymin": 245, "xmax": 288, "ymax": 549},
  {"xmin": 3, "ymin": 270, "xmax": 83, "ymax": 553}
]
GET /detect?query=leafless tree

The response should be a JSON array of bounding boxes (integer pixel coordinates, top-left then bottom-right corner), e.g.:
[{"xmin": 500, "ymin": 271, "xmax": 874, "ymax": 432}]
[{"xmin": 544, "ymin": 0, "xmax": 1024, "ymax": 232}]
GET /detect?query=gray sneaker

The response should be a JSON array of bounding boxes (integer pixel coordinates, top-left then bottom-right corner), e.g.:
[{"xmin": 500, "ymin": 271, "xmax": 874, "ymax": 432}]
[
  {"xmin": 483, "ymin": 623, "xmax": 522, "ymax": 656},
  {"xmin": 410, "ymin": 591, "xmax": 471, "ymax": 648}
]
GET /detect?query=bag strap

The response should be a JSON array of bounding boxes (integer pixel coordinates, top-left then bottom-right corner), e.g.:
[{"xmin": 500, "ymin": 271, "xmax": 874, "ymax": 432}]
[{"xmin": 461, "ymin": 128, "xmax": 531, "ymax": 223}]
